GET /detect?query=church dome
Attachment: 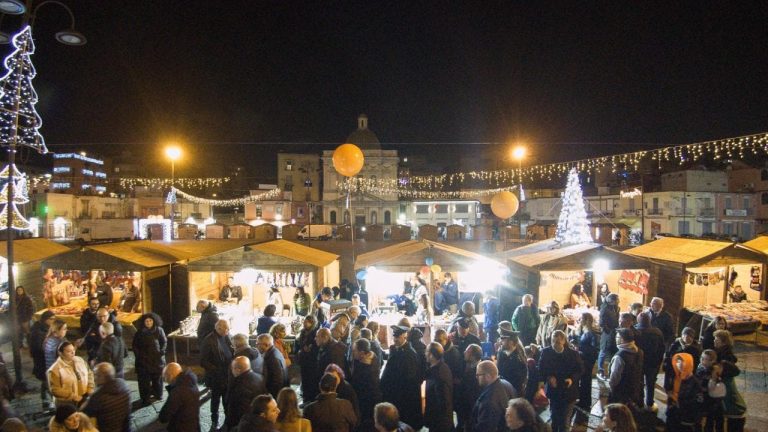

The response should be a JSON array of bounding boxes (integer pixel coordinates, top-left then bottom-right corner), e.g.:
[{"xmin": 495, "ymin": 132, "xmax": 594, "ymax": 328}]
[{"xmin": 346, "ymin": 114, "xmax": 381, "ymax": 150}]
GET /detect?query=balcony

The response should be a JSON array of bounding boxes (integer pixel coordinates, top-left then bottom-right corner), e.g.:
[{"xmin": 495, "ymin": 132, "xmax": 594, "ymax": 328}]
[
  {"xmin": 646, "ymin": 209, "xmax": 663, "ymax": 216},
  {"xmin": 672, "ymin": 208, "xmax": 694, "ymax": 216},
  {"xmin": 724, "ymin": 208, "xmax": 749, "ymax": 217},
  {"xmin": 698, "ymin": 208, "xmax": 716, "ymax": 217},
  {"xmin": 623, "ymin": 209, "xmax": 641, "ymax": 217}
]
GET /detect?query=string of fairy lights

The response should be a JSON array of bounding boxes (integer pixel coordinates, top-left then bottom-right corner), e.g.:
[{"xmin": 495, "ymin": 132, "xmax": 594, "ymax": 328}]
[
  {"xmin": 119, "ymin": 177, "xmax": 230, "ymax": 190},
  {"xmin": 338, "ymin": 177, "xmax": 520, "ymax": 199},
  {"xmin": 172, "ymin": 187, "xmax": 282, "ymax": 207}
]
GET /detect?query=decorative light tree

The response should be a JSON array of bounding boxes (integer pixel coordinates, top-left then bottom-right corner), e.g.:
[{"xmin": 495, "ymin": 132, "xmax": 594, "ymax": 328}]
[{"xmin": 554, "ymin": 168, "xmax": 593, "ymax": 245}]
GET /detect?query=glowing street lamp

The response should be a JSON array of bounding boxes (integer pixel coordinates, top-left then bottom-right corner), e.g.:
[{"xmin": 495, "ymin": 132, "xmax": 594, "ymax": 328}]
[
  {"xmin": 165, "ymin": 146, "xmax": 181, "ymax": 238},
  {"xmin": 511, "ymin": 145, "xmax": 527, "ymax": 238}
]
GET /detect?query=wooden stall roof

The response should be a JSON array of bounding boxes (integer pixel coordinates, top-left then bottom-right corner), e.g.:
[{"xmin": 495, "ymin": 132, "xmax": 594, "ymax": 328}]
[
  {"xmin": 743, "ymin": 236, "xmax": 768, "ymax": 253},
  {"xmin": 161, "ymin": 239, "xmax": 256, "ymax": 261},
  {"xmin": 87, "ymin": 241, "xmax": 190, "ymax": 268},
  {"xmin": 0, "ymin": 238, "xmax": 71, "ymax": 263},
  {"xmin": 498, "ymin": 239, "xmax": 600, "ymax": 268},
  {"xmin": 249, "ymin": 240, "xmax": 339, "ymax": 267},
  {"xmin": 354, "ymin": 239, "xmax": 502, "ymax": 271},
  {"xmin": 624, "ymin": 237, "xmax": 762, "ymax": 265}
]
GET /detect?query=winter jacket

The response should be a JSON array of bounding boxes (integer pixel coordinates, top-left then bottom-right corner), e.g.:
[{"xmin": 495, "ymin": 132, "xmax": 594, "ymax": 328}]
[
  {"xmin": 96, "ymin": 334, "xmax": 126, "ymax": 376},
  {"xmin": 715, "ymin": 344, "xmax": 738, "ymax": 364},
  {"xmin": 721, "ymin": 360, "xmax": 746, "ymax": 418},
  {"xmin": 337, "ymin": 379, "xmax": 361, "ymax": 423},
  {"xmin": 649, "ymin": 309, "xmax": 675, "ymax": 346},
  {"xmin": 47, "ymin": 356, "xmax": 94, "ymax": 405},
  {"xmin": 82, "ymin": 376, "xmax": 132, "ymax": 432},
  {"xmin": 607, "ymin": 341, "xmax": 644, "ymax": 406},
  {"xmin": 442, "ymin": 341, "xmax": 463, "ymax": 384},
  {"xmin": 234, "ymin": 414, "xmax": 280, "ymax": 432},
  {"xmin": 512, "ymin": 305, "xmax": 541, "ymax": 345},
  {"xmin": 196, "ymin": 303, "xmax": 219, "ymax": 341},
  {"xmin": 317, "ymin": 339, "xmax": 347, "ymax": 379},
  {"xmin": 350, "ymin": 355, "xmax": 382, "ymax": 426},
  {"xmin": 159, "ymin": 368, "xmax": 201, "ymax": 432},
  {"xmin": 470, "ymin": 378, "xmax": 513, "ymax": 432},
  {"xmin": 225, "ymin": 370, "xmax": 268, "ymax": 429},
  {"xmin": 381, "ymin": 341, "xmax": 423, "ymax": 429},
  {"xmin": 570, "ymin": 328, "xmax": 599, "ymax": 365},
  {"xmin": 536, "ymin": 313, "xmax": 567, "ymax": 348},
  {"xmin": 44, "ymin": 335, "xmax": 65, "ymax": 371},
  {"xmin": 257, "ymin": 316, "xmax": 278, "ymax": 335},
  {"xmin": 663, "ymin": 338, "xmax": 701, "ymax": 390},
  {"xmin": 30, "ymin": 320, "xmax": 49, "ymax": 380},
  {"xmin": 15, "ymin": 294, "xmax": 34, "ymax": 323},
  {"xmin": 235, "ymin": 345, "xmax": 263, "ymax": 374},
  {"xmin": 199, "ymin": 331, "xmax": 233, "ymax": 389},
  {"xmin": 669, "ymin": 352, "xmax": 704, "ymax": 426},
  {"xmin": 131, "ymin": 313, "xmax": 167, "ymax": 375},
  {"xmin": 634, "ymin": 325, "xmax": 665, "ymax": 371},
  {"xmin": 84, "ymin": 311, "xmax": 122, "ymax": 361},
  {"xmin": 496, "ymin": 347, "xmax": 528, "ymax": 395},
  {"xmin": 303, "ymin": 392, "xmax": 358, "ymax": 432},
  {"xmin": 48, "ymin": 412, "xmax": 98, "ymax": 432},
  {"xmin": 424, "ymin": 360, "xmax": 454, "ymax": 431},
  {"xmin": 262, "ymin": 345, "xmax": 289, "ymax": 398},
  {"xmin": 276, "ymin": 418, "xmax": 312, "ymax": 432},
  {"xmin": 537, "ymin": 345, "xmax": 583, "ymax": 403}
]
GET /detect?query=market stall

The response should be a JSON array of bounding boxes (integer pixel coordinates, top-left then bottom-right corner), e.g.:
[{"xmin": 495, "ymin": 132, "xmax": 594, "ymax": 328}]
[
  {"xmin": 501, "ymin": 238, "xmax": 652, "ymax": 324},
  {"xmin": 0, "ymin": 238, "xmax": 71, "ymax": 312},
  {"xmin": 38, "ymin": 240, "xmax": 190, "ymax": 333},
  {"xmin": 624, "ymin": 237, "xmax": 765, "ymax": 333},
  {"xmin": 354, "ymin": 239, "xmax": 507, "ymax": 344},
  {"xmin": 181, "ymin": 239, "xmax": 339, "ymax": 336}
]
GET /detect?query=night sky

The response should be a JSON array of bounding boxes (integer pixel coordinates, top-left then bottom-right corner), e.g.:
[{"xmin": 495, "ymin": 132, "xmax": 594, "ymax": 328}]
[{"xmin": 8, "ymin": 1, "xmax": 768, "ymax": 179}]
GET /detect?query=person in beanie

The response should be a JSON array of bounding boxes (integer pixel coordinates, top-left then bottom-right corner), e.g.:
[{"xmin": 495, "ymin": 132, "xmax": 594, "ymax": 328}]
[
  {"xmin": 664, "ymin": 327, "xmax": 701, "ymax": 392},
  {"xmin": 512, "ymin": 294, "xmax": 540, "ymax": 346},
  {"xmin": 598, "ymin": 293, "xmax": 620, "ymax": 377},
  {"xmin": 381, "ymin": 325, "xmax": 422, "ymax": 429},
  {"xmin": 48, "ymin": 404, "xmax": 97, "ymax": 432}
]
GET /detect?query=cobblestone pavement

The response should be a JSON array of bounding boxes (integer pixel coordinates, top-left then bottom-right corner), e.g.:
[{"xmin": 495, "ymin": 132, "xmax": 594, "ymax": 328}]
[{"xmin": 3, "ymin": 333, "xmax": 767, "ymax": 431}]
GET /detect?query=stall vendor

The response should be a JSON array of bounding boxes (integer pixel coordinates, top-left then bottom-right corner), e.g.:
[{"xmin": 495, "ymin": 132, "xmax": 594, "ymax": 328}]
[
  {"xmin": 219, "ymin": 277, "xmax": 243, "ymax": 304},
  {"xmin": 570, "ymin": 283, "xmax": 592, "ymax": 309}
]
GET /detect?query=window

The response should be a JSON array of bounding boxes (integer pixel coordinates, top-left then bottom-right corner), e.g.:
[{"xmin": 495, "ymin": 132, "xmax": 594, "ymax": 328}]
[
  {"xmin": 384, "ymin": 210, "xmax": 391, "ymax": 225},
  {"xmin": 344, "ymin": 211, "xmax": 350, "ymax": 224},
  {"xmin": 702, "ymin": 222, "xmax": 713, "ymax": 234},
  {"xmin": 256, "ymin": 205, "xmax": 263, "ymax": 217},
  {"xmin": 285, "ymin": 160, "xmax": 293, "ymax": 171},
  {"xmin": 725, "ymin": 196, "xmax": 733, "ymax": 209},
  {"xmin": 276, "ymin": 204, "xmax": 283, "ymax": 216},
  {"xmin": 742, "ymin": 223, "xmax": 752, "ymax": 240},
  {"xmin": 435, "ymin": 204, "xmax": 448, "ymax": 213},
  {"xmin": 330, "ymin": 211, "xmax": 337, "ymax": 224},
  {"xmin": 762, "ymin": 192, "xmax": 768, "ymax": 205},
  {"xmin": 455, "ymin": 204, "xmax": 469, "ymax": 213},
  {"xmin": 678, "ymin": 220, "xmax": 690, "ymax": 235},
  {"xmin": 284, "ymin": 175, "xmax": 293, "ymax": 191},
  {"xmin": 371, "ymin": 211, "xmax": 377, "ymax": 224},
  {"xmin": 762, "ymin": 169, "xmax": 768, "ymax": 181},
  {"xmin": 742, "ymin": 196, "xmax": 750, "ymax": 209},
  {"xmin": 652, "ymin": 197, "xmax": 659, "ymax": 209},
  {"xmin": 723, "ymin": 222, "xmax": 733, "ymax": 235},
  {"xmin": 416, "ymin": 205, "xmax": 429, "ymax": 214}
]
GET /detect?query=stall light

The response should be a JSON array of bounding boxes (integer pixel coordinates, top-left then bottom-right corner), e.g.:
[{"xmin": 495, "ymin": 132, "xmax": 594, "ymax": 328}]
[
  {"xmin": 185, "ymin": 216, "xmax": 196, "ymax": 224},
  {"xmin": 53, "ymin": 217, "xmax": 67, "ymax": 227},
  {"xmin": 291, "ymin": 218, "xmax": 296, "ymax": 224},
  {"xmin": 203, "ymin": 217, "xmax": 216, "ymax": 225},
  {"xmin": 275, "ymin": 214, "xmax": 283, "ymax": 221},
  {"xmin": 593, "ymin": 259, "xmax": 610, "ymax": 284},
  {"xmin": 361, "ymin": 227, "xmax": 367, "ymax": 232}
]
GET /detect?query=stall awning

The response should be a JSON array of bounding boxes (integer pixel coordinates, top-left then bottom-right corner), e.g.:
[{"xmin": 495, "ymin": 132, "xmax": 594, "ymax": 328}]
[
  {"xmin": 624, "ymin": 237, "xmax": 761, "ymax": 265},
  {"xmin": 248, "ymin": 240, "xmax": 339, "ymax": 267},
  {"xmin": 43, "ymin": 240, "xmax": 188, "ymax": 271},
  {"xmin": 0, "ymin": 238, "xmax": 71, "ymax": 263},
  {"xmin": 354, "ymin": 239, "xmax": 503, "ymax": 271},
  {"xmin": 162, "ymin": 239, "xmax": 256, "ymax": 261},
  {"xmin": 505, "ymin": 241, "xmax": 602, "ymax": 268},
  {"xmin": 743, "ymin": 236, "xmax": 768, "ymax": 254}
]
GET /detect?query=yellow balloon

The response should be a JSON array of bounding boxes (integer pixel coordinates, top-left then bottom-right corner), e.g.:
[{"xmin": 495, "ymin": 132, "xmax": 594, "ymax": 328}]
[
  {"xmin": 431, "ymin": 264, "xmax": 442, "ymax": 274},
  {"xmin": 333, "ymin": 143, "xmax": 365, "ymax": 177},
  {"xmin": 491, "ymin": 191, "xmax": 520, "ymax": 219}
]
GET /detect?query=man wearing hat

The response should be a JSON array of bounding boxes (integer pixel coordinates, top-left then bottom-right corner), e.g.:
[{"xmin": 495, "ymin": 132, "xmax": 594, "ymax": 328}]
[
  {"xmin": 31, "ymin": 310, "xmax": 56, "ymax": 409},
  {"xmin": 496, "ymin": 328, "xmax": 528, "ymax": 396},
  {"xmin": 381, "ymin": 325, "xmax": 423, "ymax": 430},
  {"xmin": 454, "ymin": 317, "xmax": 482, "ymax": 356}
]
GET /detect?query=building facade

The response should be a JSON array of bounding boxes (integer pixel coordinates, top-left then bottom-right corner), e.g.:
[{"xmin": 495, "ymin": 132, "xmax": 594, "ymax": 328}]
[{"xmin": 51, "ymin": 152, "xmax": 110, "ymax": 195}]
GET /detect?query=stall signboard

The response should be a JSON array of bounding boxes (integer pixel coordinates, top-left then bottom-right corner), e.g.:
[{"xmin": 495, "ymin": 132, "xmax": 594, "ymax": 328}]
[{"xmin": 617, "ymin": 269, "xmax": 650, "ymax": 295}]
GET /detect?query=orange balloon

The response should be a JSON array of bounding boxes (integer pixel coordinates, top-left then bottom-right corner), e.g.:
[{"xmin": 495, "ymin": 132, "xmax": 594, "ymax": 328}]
[
  {"xmin": 491, "ymin": 191, "xmax": 520, "ymax": 219},
  {"xmin": 333, "ymin": 143, "xmax": 365, "ymax": 177}
]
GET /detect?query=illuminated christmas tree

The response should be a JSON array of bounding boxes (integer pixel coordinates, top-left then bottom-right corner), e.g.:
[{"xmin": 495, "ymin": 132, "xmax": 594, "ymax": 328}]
[
  {"xmin": 0, "ymin": 26, "xmax": 47, "ymax": 232},
  {"xmin": 555, "ymin": 168, "xmax": 593, "ymax": 245}
]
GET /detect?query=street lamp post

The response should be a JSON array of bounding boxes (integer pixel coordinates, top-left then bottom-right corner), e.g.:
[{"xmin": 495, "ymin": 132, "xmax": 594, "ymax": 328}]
[
  {"xmin": 0, "ymin": 0, "xmax": 85, "ymax": 390},
  {"xmin": 512, "ymin": 145, "xmax": 526, "ymax": 239},
  {"xmin": 165, "ymin": 146, "xmax": 181, "ymax": 239}
]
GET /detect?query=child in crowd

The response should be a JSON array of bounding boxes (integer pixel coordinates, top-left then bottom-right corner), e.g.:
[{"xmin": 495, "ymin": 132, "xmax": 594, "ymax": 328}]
[
  {"xmin": 667, "ymin": 352, "xmax": 704, "ymax": 432},
  {"xmin": 696, "ymin": 349, "xmax": 725, "ymax": 432}
]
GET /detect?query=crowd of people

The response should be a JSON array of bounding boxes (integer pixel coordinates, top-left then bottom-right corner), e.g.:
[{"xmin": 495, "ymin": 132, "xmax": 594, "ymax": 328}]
[{"xmin": 0, "ymin": 280, "xmax": 751, "ymax": 432}]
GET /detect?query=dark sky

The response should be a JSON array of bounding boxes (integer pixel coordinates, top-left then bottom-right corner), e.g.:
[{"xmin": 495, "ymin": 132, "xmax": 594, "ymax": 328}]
[{"xmin": 8, "ymin": 1, "xmax": 768, "ymax": 178}]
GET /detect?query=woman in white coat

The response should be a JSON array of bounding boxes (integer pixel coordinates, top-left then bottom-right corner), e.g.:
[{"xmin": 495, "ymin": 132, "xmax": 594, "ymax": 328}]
[{"xmin": 47, "ymin": 341, "xmax": 94, "ymax": 407}]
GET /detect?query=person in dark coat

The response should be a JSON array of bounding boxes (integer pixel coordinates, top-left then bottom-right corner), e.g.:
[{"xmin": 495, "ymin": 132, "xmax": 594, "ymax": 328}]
[
  {"xmin": 14, "ymin": 286, "xmax": 34, "ymax": 347},
  {"xmin": 470, "ymin": 360, "xmax": 513, "ymax": 432},
  {"xmin": 511, "ymin": 294, "xmax": 540, "ymax": 346},
  {"xmin": 31, "ymin": 310, "xmax": 54, "ymax": 407},
  {"xmin": 701, "ymin": 316, "xmax": 728, "ymax": 350},
  {"xmin": 569, "ymin": 311, "xmax": 599, "ymax": 417},
  {"xmin": 316, "ymin": 328, "xmax": 347, "ymax": 386},
  {"xmin": 196, "ymin": 300, "xmax": 219, "ymax": 341},
  {"xmin": 663, "ymin": 327, "xmax": 702, "ymax": 392},
  {"xmin": 635, "ymin": 311, "xmax": 665, "ymax": 408},
  {"xmin": 607, "ymin": 328, "xmax": 644, "ymax": 408},
  {"xmin": 496, "ymin": 328, "xmax": 528, "ymax": 396},
  {"xmin": 233, "ymin": 333, "xmax": 262, "ymax": 373},
  {"xmin": 453, "ymin": 317, "xmax": 482, "ymax": 357},
  {"xmin": 95, "ymin": 281, "xmax": 114, "ymax": 311},
  {"xmin": 350, "ymin": 338, "xmax": 382, "ymax": 432},
  {"xmin": 713, "ymin": 329, "xmax": 738, "ymax": 364},
  {"xmin": 649, "ymin": 297, "xmax": 675, "ymax": 346},
  {"xmin": 424, "ymin": 342, "xmax": 454, "ymax": 431},
  {"xmin": 200, "ymin": 319, "xmax": 233, "ymax": 429},
  {"xmin": 435, "ymin": 328, "xmax": 462, "ymax": 386},
  {"xmin": 458, "ymin": 344, "xmax": 483, "ymax": 431},
  {"xmin": 233, "ymin": 394, "xmax": 280, "ymax": 432},
  {"xmin": 80, "ymin": 298, "xmax": 101, "ymax": 358},
  {"xmin": 408, "ymin": 327, "xmax": 428, "ymax": 377},
  {"xmin": 225, "ymin": 356, "xmax": 267, "ymax": 430},
  {"xmin": 159, "ymin": 363, "xmax": 201, "ymax": 432},
  {"xmin": 374, "ymin": 402, "xmax": 416, "ymax": 432},
  {"xmin": 597, "ymin": 293, "xmax": 620, "ymax": 376},
  {"xmin": 96, "ymin": 322, "xmax": 126, "ymax": 378},
  {"xmin": 381, "ymin": 325, "xmax": 423, "ymax": 430},
  {"xmin": 325, "ymin": 363, "xmax": 360, "ymax": 422},
  {"xmin": 537, "ymin": 330, "xmax": 583, "ymax": 432},
  {"xmin": 219, "ymin": 276, "xmax": 243, "ymax": 304},
  {"xmin": 84, "ymin": 307, "xmax": 123, "ymax": 363},
  {"xmin": 81, "ymin": 363, "xmax": 131, "ymax": 432},
  {"xmin": 303, "ymin": 373, "xmax": 358, "ymax": 432},
  {"xmin": 132, "ymin": 312, "xmax": 167, "ymax": 405},
  {"xmin": 256, "ymin": 333, "xmax": 288, "ymax": 398},
  {"xmin": 296, "ymin": 315, "xmax": 319, "ymax": 402}
]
